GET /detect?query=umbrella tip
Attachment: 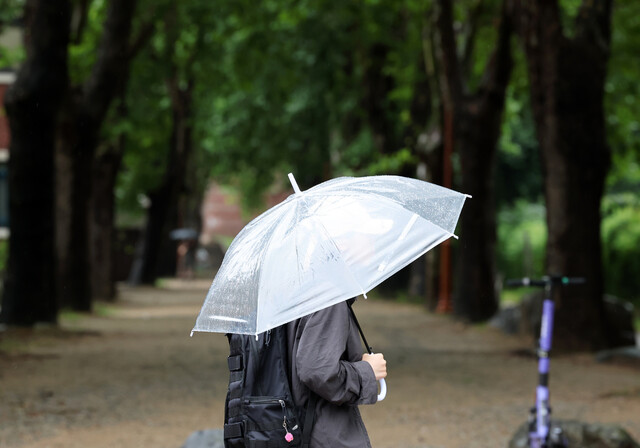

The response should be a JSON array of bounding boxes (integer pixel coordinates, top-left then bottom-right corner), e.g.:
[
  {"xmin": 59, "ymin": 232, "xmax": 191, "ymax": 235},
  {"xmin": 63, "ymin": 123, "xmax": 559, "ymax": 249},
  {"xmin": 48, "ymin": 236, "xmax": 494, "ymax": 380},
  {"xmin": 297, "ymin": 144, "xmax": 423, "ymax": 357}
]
[{"xmin": 288, "ymin": 173, "xmax": 302, "ymax": 195}]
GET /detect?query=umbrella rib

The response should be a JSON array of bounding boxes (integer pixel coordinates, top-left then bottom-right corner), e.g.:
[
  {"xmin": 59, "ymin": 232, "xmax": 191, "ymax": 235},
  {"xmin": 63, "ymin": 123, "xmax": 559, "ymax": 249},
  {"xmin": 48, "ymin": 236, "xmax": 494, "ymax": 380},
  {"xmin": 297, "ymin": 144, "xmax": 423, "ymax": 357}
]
[
  {"xmin": 313, "ymin": 189, "xmax": 467, "ymax": 239},
  {"xmin": 253, "ymin": 208, "xmax": 292, "ymax": 334},
  {"xmin": 305, "ymin": 190, "xmax": 466, "ymax": 234},
  {"xmin": 384, "ymin": 192, "xmax": 465, "ymax": 237},
  {"xmin": 309, "ymin": 211, "xmax": 367, "ymax": 298}
]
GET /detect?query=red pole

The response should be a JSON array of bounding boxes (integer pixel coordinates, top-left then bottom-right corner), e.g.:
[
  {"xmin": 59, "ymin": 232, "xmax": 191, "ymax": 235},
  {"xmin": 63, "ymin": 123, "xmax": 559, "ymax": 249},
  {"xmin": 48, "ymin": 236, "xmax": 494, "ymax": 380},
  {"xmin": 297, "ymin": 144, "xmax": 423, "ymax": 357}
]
[{"xmin": 436, "ymin": 106, "xmax": 454, "ymax": 313}]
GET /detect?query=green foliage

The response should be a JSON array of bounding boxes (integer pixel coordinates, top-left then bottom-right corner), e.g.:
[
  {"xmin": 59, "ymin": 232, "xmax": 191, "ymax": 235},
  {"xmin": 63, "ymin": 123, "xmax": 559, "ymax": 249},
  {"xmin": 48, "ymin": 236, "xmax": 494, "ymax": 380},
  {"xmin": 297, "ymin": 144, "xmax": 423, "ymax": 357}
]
[
  {"xmin": 0, "ymin": 239, "xmax": 7, "ymax": 272},
  {"xmin": 500, "ymin": 286, "xmax": 538, "ymax": 306},
  {"xmin": 606, "ymin": 0, "xmax": 640, "ymax": 193},
  {"xmin": 496, "ymin": 49, "xmax": 542, "ymax": 208},
  {"xmin": 601, "ymin": 193, "xmax": 640, "ymax": 302},
  {"xmin": 0, "ymin": 0, "xmax": 23, "ymax": 24},
  {"xmin": 115, "ymin": 59, "xmax": 173, "ymax": 214},
  {"xmin": 195, "ymin": 0, "xmax": 432, "ymax": 208},
  {"xmin": 496, "ymin": 96, "xmax": 541, "ymax": 206},
  {"xmin": 367, "ymin": 148, "xmax": 416, "ymax": 175},
  {"xmin": 601, "ymin": 1, "xmax": 640, "ymax": 304},
  {"xmin": 0, "ymin": 0, "xmax": 25, "ymax": 68},
  {"xmin": 201, "ymin": 0, "xmax": 354, "ymax": 203},
  {"xmin": 453, "ymin": 0, "xmax": 505, "ymax": 91},
  {"xmin": 496, "ymin": 200, "xmax": 547, "ymax": 282},
  {"xmin": 115, "ymin": 0, "xmax": 216, "ymax": 215},
  {"xmin": 557, "ymin": 0, "xmax": 582, "ymax": 37},
  {"xmin": 67, "ymin": 0, "xmax": 107, "ymax": 85}
]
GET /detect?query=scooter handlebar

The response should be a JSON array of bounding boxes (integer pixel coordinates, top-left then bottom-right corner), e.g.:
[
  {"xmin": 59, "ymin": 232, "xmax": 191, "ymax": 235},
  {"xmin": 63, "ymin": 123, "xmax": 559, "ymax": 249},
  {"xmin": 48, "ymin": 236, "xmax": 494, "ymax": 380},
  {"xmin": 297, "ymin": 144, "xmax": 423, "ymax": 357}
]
[
  {"xmin": 505, "ymin": 277, "xmax": 546, "ymax": 287},
  {"xmin": 504, "ymin": 276, "xmax": 586, "ymax": 288}
]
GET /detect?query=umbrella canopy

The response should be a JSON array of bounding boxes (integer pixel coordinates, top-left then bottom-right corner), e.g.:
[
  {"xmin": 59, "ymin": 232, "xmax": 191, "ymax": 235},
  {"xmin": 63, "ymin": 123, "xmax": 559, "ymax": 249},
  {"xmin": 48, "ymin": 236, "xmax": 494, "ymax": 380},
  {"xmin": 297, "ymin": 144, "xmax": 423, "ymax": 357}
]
[{"xmin": 192, "ymin": 174, "xmax": 468, "ymax": 336}]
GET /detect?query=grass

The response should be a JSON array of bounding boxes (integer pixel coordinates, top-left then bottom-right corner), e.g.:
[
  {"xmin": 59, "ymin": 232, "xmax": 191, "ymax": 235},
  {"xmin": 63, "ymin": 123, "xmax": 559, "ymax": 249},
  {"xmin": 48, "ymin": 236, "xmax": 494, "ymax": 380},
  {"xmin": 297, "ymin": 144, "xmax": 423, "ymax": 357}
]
[
  {"xmin": 60, "ymin": 301, "xmax": 116, "ymax": 323},
  {"xmin": 0, "ymin": 332, "xmax": 29, "ymax": 354},
  {"xmin": 500, "ymin": 286, "xmax": 539, "ymax": 306}
]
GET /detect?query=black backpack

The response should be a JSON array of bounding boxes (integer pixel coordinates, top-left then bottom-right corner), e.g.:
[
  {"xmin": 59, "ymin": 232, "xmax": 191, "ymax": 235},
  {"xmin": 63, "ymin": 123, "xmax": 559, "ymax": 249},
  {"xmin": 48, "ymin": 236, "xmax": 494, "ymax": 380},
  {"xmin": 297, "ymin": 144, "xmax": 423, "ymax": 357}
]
[{"xmin": 223, "ymin": 325, "xmax": 317, "ymax": 448}]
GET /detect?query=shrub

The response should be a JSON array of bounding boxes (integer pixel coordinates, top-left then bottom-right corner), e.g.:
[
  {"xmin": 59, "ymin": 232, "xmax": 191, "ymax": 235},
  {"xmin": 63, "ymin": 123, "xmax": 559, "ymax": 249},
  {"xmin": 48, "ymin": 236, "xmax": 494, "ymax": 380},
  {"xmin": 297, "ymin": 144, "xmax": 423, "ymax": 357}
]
[
  {"xmin": 497, "ymin": 200, "xmax": 547, "ymax": 284},
  {"xmin": 0, "ymin": 240, "xmax": 7, "ymax": 273},
  {"xmin": 601, "ymin": 193, "xmax": 640, "ymax": 304}
]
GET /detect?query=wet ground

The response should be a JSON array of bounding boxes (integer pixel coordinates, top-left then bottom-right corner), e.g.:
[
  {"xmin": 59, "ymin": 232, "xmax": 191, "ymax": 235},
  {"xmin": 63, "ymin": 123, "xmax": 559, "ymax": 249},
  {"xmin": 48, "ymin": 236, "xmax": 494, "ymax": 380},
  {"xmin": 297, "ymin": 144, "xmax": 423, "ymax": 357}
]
[{"xmin": 1, "ymin": 280, "xmax": 639, "ymax": 448}]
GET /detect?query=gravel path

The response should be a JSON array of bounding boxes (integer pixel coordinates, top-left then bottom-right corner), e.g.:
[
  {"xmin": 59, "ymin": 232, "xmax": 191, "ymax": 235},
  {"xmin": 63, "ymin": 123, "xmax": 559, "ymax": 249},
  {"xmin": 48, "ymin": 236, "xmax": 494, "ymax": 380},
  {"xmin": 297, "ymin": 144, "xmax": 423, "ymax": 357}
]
[{"xmin": 1, "ymin": 280, "xmax": 639, "ymax": 448}]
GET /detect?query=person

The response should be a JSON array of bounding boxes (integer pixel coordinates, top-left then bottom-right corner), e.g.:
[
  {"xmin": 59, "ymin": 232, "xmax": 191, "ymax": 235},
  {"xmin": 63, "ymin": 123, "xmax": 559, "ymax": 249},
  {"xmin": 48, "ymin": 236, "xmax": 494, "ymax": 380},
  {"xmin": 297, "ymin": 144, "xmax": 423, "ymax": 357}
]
[{"xmin": 286, "ymin": 299, "xmax": 387, "ymax": 447}]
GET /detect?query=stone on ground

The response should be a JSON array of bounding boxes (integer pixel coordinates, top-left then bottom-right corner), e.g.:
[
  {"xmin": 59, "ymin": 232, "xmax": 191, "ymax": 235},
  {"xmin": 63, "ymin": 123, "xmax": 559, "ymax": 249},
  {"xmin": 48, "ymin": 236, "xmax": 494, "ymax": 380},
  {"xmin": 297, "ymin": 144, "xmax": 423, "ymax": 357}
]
[
  {"xmin": 509, "ymin": 420, "xmax": 640, "ymax": 448},
  {"xmin": 181, "ymin": 429, "xmax": 224, "ymax": 448}
]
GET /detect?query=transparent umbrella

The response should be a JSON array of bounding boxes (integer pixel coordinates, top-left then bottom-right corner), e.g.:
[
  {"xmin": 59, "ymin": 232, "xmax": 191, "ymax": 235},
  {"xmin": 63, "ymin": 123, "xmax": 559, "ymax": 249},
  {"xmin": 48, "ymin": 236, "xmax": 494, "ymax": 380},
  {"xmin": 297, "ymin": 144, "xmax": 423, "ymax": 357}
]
[{"xmin": 192, "ymin": 173, "xmax": 468, "ymax": 337}]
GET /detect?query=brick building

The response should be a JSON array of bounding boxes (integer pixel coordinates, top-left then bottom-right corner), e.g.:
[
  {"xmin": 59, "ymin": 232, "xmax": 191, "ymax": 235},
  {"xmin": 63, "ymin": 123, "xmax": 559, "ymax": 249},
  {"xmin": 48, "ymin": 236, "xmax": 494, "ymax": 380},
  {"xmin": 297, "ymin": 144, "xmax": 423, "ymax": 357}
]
[
  {"xmin": 200, "ymin": 182, "xmax": 290, "ymax": 246},
  {"xmin": 0, "ymin": 71, "xmax": 14, "ymax": 236}
]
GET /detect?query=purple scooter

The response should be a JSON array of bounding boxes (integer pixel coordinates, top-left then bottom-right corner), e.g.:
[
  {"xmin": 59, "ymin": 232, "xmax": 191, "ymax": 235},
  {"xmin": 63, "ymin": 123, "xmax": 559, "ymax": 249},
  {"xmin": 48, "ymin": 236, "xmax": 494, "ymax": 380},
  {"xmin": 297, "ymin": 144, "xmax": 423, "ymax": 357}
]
[{"xmin": 505, "ymin": 275, "xmax": 585, "ymax": 448}]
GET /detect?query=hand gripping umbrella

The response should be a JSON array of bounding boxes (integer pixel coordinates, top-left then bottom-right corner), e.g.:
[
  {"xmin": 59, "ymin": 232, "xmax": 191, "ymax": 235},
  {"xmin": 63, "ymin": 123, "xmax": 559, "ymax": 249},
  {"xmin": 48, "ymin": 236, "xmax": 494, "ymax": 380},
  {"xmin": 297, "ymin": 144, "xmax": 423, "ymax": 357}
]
[{"xmin": 192, "ymin": 173, "xmax": 469, "ymax": 400}]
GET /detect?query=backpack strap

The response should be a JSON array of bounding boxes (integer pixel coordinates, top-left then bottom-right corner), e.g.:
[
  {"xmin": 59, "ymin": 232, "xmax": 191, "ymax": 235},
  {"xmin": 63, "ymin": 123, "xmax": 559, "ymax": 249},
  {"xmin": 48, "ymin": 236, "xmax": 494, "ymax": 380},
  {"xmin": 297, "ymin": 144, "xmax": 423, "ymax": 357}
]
[{"xmin": 226, "ymin": 334, "xmax": 245, "ymax": 420}]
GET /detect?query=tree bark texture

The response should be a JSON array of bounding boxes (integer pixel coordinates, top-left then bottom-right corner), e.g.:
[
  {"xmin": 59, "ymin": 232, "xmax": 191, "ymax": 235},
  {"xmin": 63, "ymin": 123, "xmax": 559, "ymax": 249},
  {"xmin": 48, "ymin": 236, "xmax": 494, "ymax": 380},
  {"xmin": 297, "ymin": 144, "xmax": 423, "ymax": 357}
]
[
  {"xmin": 511, "ymin": 0, "xmax": 613, "ymax": 350},
  {"xmin": 363, "ymin": 42, "xmax": 400, "ymax": 157},
  {"xmin": 55, "ymin": 0, "xmax": 137, "ymax": 310},
  {"xmin": 436, "ymin": 0, "xmax": 513, "ymax": 322},
  {"xmin": 91, "ymin": 140, "xmax": 123, "ymax": 301},
  {"xmin": 1, "ymin": 0, "xmax": 71, "ymax": 325}
]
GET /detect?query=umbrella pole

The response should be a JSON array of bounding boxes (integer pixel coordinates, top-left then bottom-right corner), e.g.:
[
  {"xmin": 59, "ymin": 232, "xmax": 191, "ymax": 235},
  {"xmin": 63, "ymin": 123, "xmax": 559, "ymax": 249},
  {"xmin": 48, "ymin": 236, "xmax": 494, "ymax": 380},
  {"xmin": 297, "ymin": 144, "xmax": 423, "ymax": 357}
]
[
  {"xmin": 348, "ymin": 300, "xmax": 387, "ymax": 402},
  {"xmin": 347, "ymin": 301, "xmax": 373, "ymax": 354}
]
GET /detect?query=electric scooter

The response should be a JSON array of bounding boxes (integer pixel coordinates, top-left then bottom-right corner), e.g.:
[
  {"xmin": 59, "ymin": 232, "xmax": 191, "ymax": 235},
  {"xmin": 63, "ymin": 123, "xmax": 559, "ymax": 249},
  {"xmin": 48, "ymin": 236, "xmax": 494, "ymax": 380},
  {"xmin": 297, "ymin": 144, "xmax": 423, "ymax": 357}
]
[{"xmin": 505, "ymin": 275, "xmax": 585, "ymax": 448}]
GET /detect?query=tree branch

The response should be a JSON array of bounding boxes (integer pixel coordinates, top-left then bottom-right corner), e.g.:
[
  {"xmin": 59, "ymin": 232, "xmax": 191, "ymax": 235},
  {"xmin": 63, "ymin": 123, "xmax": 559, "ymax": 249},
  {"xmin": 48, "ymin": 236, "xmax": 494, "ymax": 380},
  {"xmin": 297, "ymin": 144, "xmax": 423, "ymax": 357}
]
[
  {"xmin": 128, "ymin": 18, "xmax": 155, "ymax": 59},
  {"xmin": 507, "ymin": 0, "xmax": 564, "ymax": 129},
  {"xmin": 575, "ymin": 0, "xmax": 613, "ymax": 54},
  {"xmin": 72, "ymin": 0, "xmax": 91, "ymax": 45},
  {"xmin": 461, "ymin": 0, "xmax": 485, "ymax": 79},
  {"xmin": 435, "ymin": 0, "xmax": 464, "ymax": 108},
  {"xmin": 83, "ymin": 0, "xmax": 138, "ymax": 123},
  {"xmin": 477, "ymin": 0, "xmax": 513, "ymax": 103}
]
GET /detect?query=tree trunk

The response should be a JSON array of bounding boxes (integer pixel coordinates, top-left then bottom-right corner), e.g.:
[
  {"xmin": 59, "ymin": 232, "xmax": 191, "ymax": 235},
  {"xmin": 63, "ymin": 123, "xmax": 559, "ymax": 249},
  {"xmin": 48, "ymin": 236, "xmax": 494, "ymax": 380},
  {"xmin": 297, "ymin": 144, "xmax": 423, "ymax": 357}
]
[
  {"xmin": 1, "ymin": 0, "xmax": 70, "ymax": 325},
  {"xmin": 406, "ymin": 45, "xmax": 442, "ymax": 306},
  {"xmin": 56, "ymin": 98, "xmax": 93, "ymax": 310},
  {"xmin": 91, "ymin": 141, "xmax": 123, "ymax": 300},
  {"xmin": 454, "ymin": 111, "xmax": 500, "ymax": 321},
  {"xmin": 90, "ymin": 85, "xmax": 129, "ymax": 301},
  {"xmin": 55, "ymin": 0, "xmax": 137, "ymax": 310},
  {"xmin": 513, "ymin": 0, "xmax": 612, "ymax": 350},
  {"xmin": 363, "ymin": 42, "xmax": 399, "ymax": 156},
  {"xmin": 139, "ymin": 79, "xmax": 194, "ymax": 284},
  {"xmin": 436, "ymin": 0, "xmax": 513, "ymax": 321}
]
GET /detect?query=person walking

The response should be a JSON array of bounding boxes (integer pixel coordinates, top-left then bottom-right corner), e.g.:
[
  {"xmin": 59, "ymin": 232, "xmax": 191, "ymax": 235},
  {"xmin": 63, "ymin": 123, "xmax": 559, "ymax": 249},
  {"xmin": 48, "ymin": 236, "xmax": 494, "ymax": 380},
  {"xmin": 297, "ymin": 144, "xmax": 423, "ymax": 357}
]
[{"xmin": 286, "ymin": 299, "xmax": 387, "ymax": 447}]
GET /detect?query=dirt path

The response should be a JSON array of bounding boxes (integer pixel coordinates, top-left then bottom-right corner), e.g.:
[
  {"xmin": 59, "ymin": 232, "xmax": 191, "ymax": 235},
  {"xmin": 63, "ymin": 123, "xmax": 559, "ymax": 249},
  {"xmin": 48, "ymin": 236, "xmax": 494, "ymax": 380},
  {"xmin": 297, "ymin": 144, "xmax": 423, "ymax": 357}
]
[{"xmin": 1, "ymin": 281, "xmax": 639, "ymax": 448}]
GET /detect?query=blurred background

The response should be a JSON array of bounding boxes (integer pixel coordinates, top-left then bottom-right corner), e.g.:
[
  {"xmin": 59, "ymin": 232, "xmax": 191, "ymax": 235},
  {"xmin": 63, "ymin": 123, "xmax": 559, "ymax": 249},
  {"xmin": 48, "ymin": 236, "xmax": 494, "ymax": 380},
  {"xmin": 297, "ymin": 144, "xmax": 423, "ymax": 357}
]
[
  {"xmin": 0, "ymin": 0, "xmax": 638, "ymax": 361},
  {"xmin": 1, "ymin": 1, "xmax": 640, "ymax": 447}
]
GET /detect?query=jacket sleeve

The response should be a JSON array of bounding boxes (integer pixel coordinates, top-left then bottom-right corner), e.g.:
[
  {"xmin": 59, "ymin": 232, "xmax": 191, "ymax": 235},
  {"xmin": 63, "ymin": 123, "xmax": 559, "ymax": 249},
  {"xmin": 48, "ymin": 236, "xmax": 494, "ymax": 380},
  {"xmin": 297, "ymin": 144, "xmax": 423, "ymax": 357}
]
[{"xmin": 295, "ymin": 302, "xmax": 378, "ymax": 406}]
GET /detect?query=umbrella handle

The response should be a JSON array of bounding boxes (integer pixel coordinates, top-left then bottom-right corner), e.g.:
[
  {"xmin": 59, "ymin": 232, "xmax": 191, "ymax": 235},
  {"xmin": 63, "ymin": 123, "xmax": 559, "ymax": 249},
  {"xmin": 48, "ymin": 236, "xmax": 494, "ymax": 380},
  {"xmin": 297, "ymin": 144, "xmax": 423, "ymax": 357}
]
[{"xmin": 377, "ymin": 378, "xmax": 387, "ymax": 402}]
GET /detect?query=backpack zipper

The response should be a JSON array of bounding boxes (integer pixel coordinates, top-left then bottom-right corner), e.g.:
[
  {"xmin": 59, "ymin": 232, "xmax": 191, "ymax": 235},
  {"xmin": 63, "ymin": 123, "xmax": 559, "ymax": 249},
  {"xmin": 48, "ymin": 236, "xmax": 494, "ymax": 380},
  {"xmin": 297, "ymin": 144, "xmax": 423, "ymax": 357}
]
[
  {"xmin": 246, "ymin": 397, "xmax": 283, "ymax": 405},
  {"xmin": 245, "ymin": 397, "xmax": 299, "ymax": 432},
  {"xmin": 265, "ymin": 329, "xmax": 272, "ymax": 346}
]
